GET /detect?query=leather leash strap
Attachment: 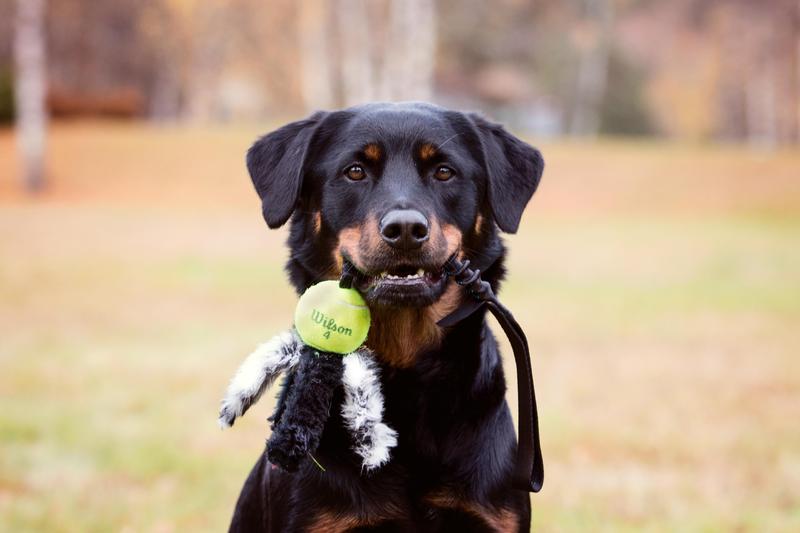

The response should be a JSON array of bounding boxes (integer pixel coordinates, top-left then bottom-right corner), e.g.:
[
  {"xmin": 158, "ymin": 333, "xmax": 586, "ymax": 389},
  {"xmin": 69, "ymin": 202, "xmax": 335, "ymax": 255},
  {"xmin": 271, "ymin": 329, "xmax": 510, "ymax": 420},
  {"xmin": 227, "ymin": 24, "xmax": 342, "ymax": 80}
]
[
  {"xmin": 339, "ymin": 257, "xmax": 543, "ymax": 492},
  {"xmin": 437, "ymin": 256, "xmax": 544, "ymax": 493}
]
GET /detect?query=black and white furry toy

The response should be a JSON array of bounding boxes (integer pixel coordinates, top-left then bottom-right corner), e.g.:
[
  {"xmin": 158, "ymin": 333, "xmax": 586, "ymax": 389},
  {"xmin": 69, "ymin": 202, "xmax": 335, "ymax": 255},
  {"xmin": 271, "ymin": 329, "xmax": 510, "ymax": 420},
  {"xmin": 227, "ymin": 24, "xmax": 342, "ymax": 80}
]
[{"xmin": 218, "ymin": 329, "xmax": 397, "ymax": 472}]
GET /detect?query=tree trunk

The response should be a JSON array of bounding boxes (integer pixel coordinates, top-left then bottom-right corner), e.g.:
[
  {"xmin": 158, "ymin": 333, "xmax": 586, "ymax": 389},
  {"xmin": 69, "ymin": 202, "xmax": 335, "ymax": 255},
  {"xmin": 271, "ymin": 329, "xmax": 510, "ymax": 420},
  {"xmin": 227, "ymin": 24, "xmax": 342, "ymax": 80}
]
[
  {"xmin": 569, "ymin": 0, "xmax": 613, "ymax": 137},
  {"xmin": 408, "ymin": 0, "xmax": 436, "ymax": 102},
  {"xmin": 796, "ymin": 0, "xmax": 800, "ymax": 143},
  {"xmin": 182, "ymin": 2, "xmax": 228, "ymax": 122},
  {"xmin": 745, "ymin": 60, "xmax": 777, "ymax": 148},
  {"xmin": 337, "ymin": 0, "xmax": 375, "ymax": 106},
  {"xmin": 299, "ymin": 0, "xmax": 334, "ymax": 111},
  {"xmin": 14, "ymin": 0, "xmax": 47, "ymax": 191},
  {"xmin": 381, "ymin": 0, "xmax": 436, "ymax": 102}
]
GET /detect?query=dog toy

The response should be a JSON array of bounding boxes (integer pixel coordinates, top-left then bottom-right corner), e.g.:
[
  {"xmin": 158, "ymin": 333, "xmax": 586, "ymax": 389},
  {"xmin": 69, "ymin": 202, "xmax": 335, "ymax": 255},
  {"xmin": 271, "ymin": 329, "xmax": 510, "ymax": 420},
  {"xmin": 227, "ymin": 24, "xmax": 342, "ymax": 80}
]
[
  {"xmin": 294, "ymin": 280, "xmax": 371, "ymax": 354},
  {"xmin": 218, "ymin": 277, "xmax": 397, "ymax": 473},
  {"xmin": 218, "ymin": 257, "xmax": 544, "ymax": 493}
]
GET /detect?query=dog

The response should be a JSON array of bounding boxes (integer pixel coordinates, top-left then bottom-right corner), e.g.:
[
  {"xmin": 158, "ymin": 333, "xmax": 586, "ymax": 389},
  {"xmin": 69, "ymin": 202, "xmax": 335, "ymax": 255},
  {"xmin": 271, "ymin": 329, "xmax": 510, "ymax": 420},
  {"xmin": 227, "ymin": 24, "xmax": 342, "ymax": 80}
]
[{"xmin": 228, "ymin": 102, "xmax": 544, "ymax": 532}]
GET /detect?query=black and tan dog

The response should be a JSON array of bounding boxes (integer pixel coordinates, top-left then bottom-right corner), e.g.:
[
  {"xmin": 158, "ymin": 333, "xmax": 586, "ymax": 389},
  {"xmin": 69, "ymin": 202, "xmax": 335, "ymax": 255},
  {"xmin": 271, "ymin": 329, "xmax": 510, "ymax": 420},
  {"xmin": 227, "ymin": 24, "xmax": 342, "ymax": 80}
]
[{"xmin": 229, "ymin": 102, "xmax": 544, "ymax": 532}]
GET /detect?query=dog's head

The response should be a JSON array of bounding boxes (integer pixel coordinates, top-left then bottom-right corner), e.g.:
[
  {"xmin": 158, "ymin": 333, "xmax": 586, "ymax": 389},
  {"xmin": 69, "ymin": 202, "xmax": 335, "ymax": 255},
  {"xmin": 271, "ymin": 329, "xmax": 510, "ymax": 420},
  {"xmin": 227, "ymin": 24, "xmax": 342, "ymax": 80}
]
[{"xmin": 247, "ymin": 102, "xmax": 543, "ymax": 312}]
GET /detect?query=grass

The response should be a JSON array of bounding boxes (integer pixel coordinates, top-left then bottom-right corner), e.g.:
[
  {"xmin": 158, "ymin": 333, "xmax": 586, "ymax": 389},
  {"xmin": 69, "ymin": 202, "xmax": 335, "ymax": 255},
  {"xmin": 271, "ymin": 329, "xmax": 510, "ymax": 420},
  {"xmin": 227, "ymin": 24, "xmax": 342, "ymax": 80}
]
[{"xmin": 1, "ymin": 122, "xmax": 799, "ymax": 532}]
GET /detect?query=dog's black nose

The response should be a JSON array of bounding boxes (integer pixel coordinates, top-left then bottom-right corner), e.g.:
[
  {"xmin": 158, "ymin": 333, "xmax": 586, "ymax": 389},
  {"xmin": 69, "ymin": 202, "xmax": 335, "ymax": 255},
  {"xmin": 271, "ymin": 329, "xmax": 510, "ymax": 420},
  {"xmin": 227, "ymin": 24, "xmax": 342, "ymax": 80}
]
[{"xmin": 380, "ymin": 209, "xmax": 429, "ymax": 250}]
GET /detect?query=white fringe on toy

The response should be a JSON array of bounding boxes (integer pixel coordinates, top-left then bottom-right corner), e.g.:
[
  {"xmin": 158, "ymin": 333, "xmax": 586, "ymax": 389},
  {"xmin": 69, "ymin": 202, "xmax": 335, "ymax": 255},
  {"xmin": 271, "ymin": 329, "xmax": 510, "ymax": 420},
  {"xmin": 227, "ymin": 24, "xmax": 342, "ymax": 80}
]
[
  {"xmin": 218, "ymin": 329, "xmax": 303, "ymax": 428},
  {"xmin": 341, "ymin": 349, "xmax": 398, "ymax": 471}
]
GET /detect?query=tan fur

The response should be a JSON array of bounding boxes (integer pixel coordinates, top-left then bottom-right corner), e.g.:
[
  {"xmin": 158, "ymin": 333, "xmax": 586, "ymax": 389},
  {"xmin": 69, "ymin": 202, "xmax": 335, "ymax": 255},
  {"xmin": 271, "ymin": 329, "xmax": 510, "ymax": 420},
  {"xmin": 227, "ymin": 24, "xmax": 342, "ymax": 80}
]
[
  {"xmin": 441, "ymin": 223, "xmax": 462, "ymax": 257},
  {"xmin": 335, "ymin": 217, "xmax": 463, "ymax": 368},
  {"xmin": 336, "ymin": 225, "xmax": 363, "ymax": 270},
  {"xmin": 331, "ymin": 254, "xmax": 343, "ymax": 277},
  {"xmin": 419, "ymin": 142, "xmax": 437, "ymax": 161},
  {"xmin": 425, "ymin": 492, "xmax": 520, "ymax": 533},
  {"xmin": 312, "ymin": 211, "xmax": 322, "ymax": 234},
  {"xmin": 367, "ymin": 306, "xmax": 443, "ymax": 368},
  {"xmin": 426, "ymin": 220, "xmax": 462, "ymax": 264},
  {"xmin": 473, "ymin": 213, "xmax": 485, "ymax": 236},
  {"xmin": 336, "ymin": 217, "xmax": 382, "ymax": 268},
  {"xmin": 367, "ymin": 280, "xmax": 461, "ymax": 368},
  {"xmin": 427, "ymin": 280, "xmax": 462, "ymax": 324},
  {"xmin": 363, "ymin": 143, "xmax": 382, "ymax": 162},
  {"xmin": 307, "ymin": 501, "xmax": 406, "ymax": 532},
  {"xmin": 306, "ymin": 512, "xmax": 370, "ymax": 532},
  {"xmin": 364, "ymin": 216, "xmax": 384, "ymax": 251}
]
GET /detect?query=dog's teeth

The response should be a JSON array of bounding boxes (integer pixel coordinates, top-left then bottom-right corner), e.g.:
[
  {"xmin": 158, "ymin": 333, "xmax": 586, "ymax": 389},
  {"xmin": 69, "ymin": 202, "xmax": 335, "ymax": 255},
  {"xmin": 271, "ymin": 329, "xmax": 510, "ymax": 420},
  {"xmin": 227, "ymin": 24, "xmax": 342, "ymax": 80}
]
[{"xmin": 380, "ymin": 269, "xmax": 427, "ymax": 280}]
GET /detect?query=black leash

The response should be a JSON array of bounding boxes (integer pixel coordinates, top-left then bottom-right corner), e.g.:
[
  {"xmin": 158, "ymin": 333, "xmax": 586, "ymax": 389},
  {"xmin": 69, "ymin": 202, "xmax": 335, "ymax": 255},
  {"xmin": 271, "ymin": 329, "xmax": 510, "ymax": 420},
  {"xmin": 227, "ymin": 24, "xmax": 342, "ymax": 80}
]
[
  {"xmin": 339, "ymin": 257, "xmax": 543, "ymax": 492},
  {"xmin": 437, "ymin": 256, "xmax": 544, "ymax": 493}
]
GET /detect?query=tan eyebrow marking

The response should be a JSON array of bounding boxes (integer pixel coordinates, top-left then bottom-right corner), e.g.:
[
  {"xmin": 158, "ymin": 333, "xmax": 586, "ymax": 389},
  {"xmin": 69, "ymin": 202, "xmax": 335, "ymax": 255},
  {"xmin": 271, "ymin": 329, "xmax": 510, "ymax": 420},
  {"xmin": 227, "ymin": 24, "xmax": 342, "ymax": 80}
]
[
  {"xmin": 363, "ymin": 143, "xmax": 382, "ymax": 162},
  {"xmin": 419, "ymin": 143, "xmax": 437, "ymax": 161}
]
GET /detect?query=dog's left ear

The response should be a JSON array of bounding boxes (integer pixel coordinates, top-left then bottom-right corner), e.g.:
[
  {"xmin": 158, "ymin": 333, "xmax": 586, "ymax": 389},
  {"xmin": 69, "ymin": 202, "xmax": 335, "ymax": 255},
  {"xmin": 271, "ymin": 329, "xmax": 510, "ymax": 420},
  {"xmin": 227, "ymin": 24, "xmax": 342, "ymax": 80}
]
[
  {"xmin": 469, "ymin": 114, "xmax": 544, "ymax": 234},
  {"xmin": 247, "ymin": 111, "xmax": 328, "ymax": 229}
]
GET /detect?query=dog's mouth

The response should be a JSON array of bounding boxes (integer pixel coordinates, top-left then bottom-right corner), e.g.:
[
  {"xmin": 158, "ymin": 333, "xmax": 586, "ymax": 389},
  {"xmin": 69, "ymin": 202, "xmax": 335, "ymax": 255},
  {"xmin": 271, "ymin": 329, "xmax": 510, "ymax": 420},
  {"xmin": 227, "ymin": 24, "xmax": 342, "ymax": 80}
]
[{"xmin": 351, "ymin": 262, "xmax": 448, "ymax": 307}]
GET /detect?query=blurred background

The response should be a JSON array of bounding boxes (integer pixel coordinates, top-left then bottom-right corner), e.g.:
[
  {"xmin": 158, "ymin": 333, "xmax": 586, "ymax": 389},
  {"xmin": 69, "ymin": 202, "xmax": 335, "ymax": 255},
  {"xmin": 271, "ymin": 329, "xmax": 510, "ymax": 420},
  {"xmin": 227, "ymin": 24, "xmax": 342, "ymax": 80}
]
[{"xmin": 1, "ymin": 0, "xmax": 799, "ymax": 531}]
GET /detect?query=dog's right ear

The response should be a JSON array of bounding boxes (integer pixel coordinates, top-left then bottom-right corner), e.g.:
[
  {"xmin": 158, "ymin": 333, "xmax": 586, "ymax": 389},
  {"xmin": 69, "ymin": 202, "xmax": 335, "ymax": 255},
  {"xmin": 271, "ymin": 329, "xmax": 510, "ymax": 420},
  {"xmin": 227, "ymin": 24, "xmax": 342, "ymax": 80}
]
[{"xmin": 247, "ymin": 111, "xmax": 327, "ymax": 229}]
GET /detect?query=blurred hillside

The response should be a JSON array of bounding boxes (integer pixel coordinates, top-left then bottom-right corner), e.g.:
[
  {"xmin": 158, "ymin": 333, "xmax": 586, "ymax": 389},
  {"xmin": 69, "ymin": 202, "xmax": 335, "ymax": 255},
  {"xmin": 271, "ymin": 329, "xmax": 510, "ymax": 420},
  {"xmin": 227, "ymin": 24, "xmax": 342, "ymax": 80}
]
[{"xmin": 1, "ymin": 0, "xmax": 799, "ymax": 144}]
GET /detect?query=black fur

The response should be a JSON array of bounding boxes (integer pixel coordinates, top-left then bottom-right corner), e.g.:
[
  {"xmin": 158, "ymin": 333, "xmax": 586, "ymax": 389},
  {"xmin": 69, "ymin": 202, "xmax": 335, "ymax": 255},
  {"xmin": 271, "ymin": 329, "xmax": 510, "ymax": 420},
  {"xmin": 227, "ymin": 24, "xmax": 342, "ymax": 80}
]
[
  {"xmin": 266, "ymin": 349, "xmax": 344, "ymax": 472},
  {"xmin": 267, "ymin": 368, "xmax": 297, "ymax": 429},
  {"xmin": 247, "ymin": 111, "xmax": 328, "ymax": 229},
  {"xmin": 229, "ymin": 102, "xmax": 543, "ymax": 532},
  {"xmin": 468, "ymin": 114, "xmax": 544, "ymax": 233}
]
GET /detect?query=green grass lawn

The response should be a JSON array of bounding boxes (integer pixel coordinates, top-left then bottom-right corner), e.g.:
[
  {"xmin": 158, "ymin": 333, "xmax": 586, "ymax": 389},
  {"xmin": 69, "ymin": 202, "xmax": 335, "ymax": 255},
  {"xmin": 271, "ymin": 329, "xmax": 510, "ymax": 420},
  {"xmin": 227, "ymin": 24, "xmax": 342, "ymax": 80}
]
[{"xmin": 1, "ymin": 123, "xmax": 799, "ymax": 531}]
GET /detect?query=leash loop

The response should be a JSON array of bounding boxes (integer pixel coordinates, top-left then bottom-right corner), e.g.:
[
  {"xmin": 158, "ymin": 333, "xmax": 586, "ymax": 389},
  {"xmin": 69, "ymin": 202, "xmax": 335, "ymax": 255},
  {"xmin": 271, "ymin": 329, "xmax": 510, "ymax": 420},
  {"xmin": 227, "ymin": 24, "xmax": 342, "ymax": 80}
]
[{"xmin": 438, "ymin": 255, "xmax": 544, "ymax": 493}]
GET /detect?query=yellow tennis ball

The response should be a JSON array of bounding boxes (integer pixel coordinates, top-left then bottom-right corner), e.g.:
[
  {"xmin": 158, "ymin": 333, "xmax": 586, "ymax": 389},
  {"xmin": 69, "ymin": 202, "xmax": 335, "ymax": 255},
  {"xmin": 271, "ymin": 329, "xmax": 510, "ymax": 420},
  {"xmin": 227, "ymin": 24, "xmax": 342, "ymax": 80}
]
[{"xmin": 294, "ymin": 280, "xmax": 371, "ymax": 354}]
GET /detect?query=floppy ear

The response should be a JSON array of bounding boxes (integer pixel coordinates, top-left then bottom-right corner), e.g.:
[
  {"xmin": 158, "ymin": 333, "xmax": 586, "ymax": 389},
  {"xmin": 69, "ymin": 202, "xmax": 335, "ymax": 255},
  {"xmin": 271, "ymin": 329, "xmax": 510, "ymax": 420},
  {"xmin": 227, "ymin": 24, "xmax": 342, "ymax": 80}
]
[
  {"xmin": 469, "ymin": 114, "xmax": 544, "ymax": 234},
  {"xmin": 246, "ymin": 111, "xmax": 327, "ymax": 229}
]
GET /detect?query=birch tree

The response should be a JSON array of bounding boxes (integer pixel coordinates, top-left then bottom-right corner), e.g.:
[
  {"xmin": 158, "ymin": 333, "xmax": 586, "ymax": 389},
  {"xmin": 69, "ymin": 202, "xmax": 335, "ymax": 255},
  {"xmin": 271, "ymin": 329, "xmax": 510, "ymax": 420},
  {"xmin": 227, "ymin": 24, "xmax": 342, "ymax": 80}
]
[
  {"xmin": 336, "ymin": 0, "xmax": 437, "ymax": 106},
  {"xmin": 14, "ymin": 0, "xmax": 47, "ymax": 191},
  {"xmin": 337, "ymin": 0, "xmax": 376, "ymax": 106},
  {"xmin": 381, "ymin": 0, "xmax": 436, "ymax": 102},
  {"xmin": 569, "ymin": 0, "xmax": 613, "ymax": 137},
  {"xmin": 300, "ymin": 0, "xmax": 335, "ymax": 110}
]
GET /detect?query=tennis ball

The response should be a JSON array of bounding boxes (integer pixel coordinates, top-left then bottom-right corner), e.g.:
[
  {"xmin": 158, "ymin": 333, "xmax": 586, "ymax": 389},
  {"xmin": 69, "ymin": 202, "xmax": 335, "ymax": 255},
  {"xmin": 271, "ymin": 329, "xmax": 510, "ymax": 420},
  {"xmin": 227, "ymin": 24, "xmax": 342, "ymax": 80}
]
[{"xmin": 294, "ymin": 280, "xmax": 371, "ymax": 354}]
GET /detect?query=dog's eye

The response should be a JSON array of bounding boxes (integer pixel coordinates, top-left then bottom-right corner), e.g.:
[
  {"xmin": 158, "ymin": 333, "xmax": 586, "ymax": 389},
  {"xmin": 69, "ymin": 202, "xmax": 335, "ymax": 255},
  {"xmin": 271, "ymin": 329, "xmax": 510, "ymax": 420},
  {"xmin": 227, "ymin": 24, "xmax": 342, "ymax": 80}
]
[
  {"xmin": 345, "ymin": 164, "xmax": 366, "ymax": 181},
  {"xmin": 434, "ymin": 166, "xmax": 455, "ymax": 181}
]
